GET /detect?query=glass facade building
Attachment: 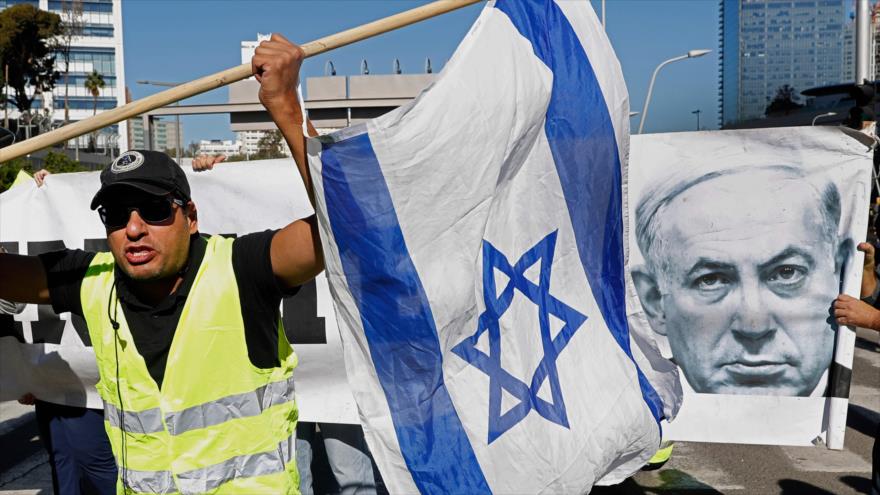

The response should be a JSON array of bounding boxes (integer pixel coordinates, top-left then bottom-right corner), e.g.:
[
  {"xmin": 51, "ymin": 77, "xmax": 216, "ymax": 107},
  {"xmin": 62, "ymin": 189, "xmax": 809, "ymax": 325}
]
[
  {"xmin": 1, "ymin": 0, "xmax": 126, "ymax": 148},
  {"xmin": 719, "ymin": 0, "xmax": 849, "ymax": 126},
  {"xmin": 129, "ymin": 117, "xmax": 182, "ymax": 153}
]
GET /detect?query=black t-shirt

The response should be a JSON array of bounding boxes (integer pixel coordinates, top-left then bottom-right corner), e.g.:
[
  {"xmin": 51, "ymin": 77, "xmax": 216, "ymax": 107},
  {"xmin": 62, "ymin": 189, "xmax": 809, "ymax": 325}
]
[{"xmin": 39, "ymin": 231, "xmax": 297, "ymax": 388}]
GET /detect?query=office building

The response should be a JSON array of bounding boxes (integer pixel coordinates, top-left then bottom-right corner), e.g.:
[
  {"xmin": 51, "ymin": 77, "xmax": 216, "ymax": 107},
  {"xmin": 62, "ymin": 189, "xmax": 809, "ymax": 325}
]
[
  {"xmin": 129, "ymin": 117, "xmax": 182, "ymax": 152},
  {"xmin": 1, "ymin": 0, "xmax": 127, "ymax": 149},
  {"xmin": 719, "ymin": 0, "xmax": 848, "ymax": 126},
  {"xmin": 235, "ymin": 34, "xmax": 280, "ymax": 154}
]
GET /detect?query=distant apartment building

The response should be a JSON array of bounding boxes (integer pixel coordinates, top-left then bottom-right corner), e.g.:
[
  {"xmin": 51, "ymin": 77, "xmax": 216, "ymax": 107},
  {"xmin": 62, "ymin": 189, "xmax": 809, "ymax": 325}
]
[
  {"xmin": 719, "ymin": 0, "xmax": 848, "ymax": 126},
  {"xmin": 1, "ymin": 0, "xmax": 127, "ymax": 148},
  {"xmin": 235, "ymin": 34, "xmax": 280, "ymax": 155},
  {"xmin": 129, "ymin": 117, "xmax": 182, "ymax": 152},
  {"xmin": 197, "ymin": 139, "xmax": 241, "ymax": 156},
  {"xmin": 237, "ymin": 129, "xmax": 288, "ymax": 157}
]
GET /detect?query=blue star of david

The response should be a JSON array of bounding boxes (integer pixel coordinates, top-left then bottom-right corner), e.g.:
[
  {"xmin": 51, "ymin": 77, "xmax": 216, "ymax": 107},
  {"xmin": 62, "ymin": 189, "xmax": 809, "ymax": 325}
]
[{"xmin": 451, "ymin": 230, "xmax": 587, "ymax": 444}]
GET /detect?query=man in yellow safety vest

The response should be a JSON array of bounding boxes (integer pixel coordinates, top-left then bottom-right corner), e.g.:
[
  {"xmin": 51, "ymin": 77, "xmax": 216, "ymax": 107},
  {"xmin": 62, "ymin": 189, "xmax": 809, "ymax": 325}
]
[{"xmin": 0, "ymin": 35, "xmax": 319, "ymax": 494}]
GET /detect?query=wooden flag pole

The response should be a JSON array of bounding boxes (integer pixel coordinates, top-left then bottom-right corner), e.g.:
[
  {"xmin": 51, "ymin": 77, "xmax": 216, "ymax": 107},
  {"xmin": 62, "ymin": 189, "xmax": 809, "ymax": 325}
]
[{"xmin": 0, "ymin": 0, "xmax": 481, "ymax": 163}]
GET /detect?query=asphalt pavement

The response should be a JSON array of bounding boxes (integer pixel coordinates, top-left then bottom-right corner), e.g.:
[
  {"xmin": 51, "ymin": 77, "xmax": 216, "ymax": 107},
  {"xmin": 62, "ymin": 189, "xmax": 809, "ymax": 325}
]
[
  {"xmin": 0, "ymin": 329, "xmax": 877, "ymax": 495},
  {"xmin": 598, "ymin": 327, "xmax": 879, "ymax": 495}
]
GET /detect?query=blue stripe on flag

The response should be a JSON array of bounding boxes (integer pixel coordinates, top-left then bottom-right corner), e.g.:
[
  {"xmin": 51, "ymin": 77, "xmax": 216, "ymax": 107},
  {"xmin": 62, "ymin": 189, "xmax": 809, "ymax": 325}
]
[
  {"xmin": 320, "ymin": 133, "xmax": 491, "ymax": 495},
  {"xmin": 495, "ymin": 0, "xmax": 664, "ymax": 423}
]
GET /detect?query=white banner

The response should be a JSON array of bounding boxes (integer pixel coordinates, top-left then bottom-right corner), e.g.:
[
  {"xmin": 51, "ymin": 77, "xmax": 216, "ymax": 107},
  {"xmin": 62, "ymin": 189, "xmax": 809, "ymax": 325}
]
[
  {"xmin": 627, "ymin": 127, "xmax": 872, "ymax": 447},
  {"xmin": 3, "ymin": 126, "xmax": 870, "ymax": 445},
  {"xmin": 0, "ymin": 160, "xmax": 359, "ymax": 423}
]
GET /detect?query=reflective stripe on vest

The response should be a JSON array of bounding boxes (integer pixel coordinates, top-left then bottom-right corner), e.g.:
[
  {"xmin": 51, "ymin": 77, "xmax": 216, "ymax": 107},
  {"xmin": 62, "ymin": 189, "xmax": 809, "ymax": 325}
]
[
  {"xmin": 81, "ymin": 237, "xmax": 300, "ymax": 494},
  {"xmin": 104, "ymin": 401, "xmax": 165, "ymax": 435},
  {"xmin": 175, "ymin": 431, "xmax": 295, "ymax": 495},
  {"xmin": 119, "ymin": 431, "xmax": 295, "ymax": 494},
  {"xmin": 120, "ymin": 466, "xmax": 176, "ymax": 494},
  {"xmin": 104, "ymin": 375, "xmax": 296, "ymax": 438},
  {"xmin": 164, "ymin": 376, "xmax": 295, "ymax": 436}
]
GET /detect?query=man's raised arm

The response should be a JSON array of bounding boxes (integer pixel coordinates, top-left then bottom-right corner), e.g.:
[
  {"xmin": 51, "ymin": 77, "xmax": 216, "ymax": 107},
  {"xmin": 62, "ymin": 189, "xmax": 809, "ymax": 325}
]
[
  {"xmin": 0, "ymin": 253, "xmax": 51, "ymax": 304},
  {"xmin": 252, "ymin": 34, "xmax": 324, "ymax": 289}
]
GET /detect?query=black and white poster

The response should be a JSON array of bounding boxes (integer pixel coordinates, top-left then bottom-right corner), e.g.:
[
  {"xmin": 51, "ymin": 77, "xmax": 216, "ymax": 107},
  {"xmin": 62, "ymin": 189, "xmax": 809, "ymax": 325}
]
[{"xmin": 626, "ymin": 127, "xmax": 872, "ymax": 447}]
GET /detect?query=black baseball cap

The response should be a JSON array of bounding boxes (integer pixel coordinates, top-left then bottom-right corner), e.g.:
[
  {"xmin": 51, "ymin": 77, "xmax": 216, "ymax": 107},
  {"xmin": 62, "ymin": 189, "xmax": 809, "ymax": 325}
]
[{"xmin": 90, "ymin": 150, "xmax": 191, "ymax": 210}]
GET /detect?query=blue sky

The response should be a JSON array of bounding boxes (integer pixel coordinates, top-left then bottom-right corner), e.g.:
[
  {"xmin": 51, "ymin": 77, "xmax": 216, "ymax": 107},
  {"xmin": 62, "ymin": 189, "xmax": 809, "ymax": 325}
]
[{"xmin": 123, "ymin": 0, "xmax": 719, "ymax": 144}]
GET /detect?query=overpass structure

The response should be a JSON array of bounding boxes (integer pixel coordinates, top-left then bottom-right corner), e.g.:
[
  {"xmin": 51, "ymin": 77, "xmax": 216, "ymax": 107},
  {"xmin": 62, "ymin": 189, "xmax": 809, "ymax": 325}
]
[{"xmin": 138, "ymin": 73, "xmax": 437, "ymax": 149}]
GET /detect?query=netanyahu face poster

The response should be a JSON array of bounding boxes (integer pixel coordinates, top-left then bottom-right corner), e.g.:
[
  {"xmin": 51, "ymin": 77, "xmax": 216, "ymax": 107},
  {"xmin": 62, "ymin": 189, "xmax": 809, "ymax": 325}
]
[{"xmin": 626, "ymin": 127, "xmax": 872, "ymax": 446}]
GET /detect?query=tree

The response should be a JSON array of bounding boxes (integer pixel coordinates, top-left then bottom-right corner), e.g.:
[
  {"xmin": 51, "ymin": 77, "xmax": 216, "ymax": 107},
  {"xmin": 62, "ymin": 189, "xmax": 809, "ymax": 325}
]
[
  {"xmin": 43, "ymin": 150, "xmax": 86, "ymax": 173},
  {"xmin": 254, "ymin": 130, "xmax": 287, "ymax": 159},
  {"xmin": 83, "ymin": 70, "xmax": 104, "ymax": 150},
  {"xmin": 223, "ymin": 154, "xmax": 249, "ymax": 162},
  {"xmin": 58, "ymin": 0, "xmax": 84, "ymax": 124},
  {"xmin": 0, "ymin": 4, "xmax": 63, "ymax": 114},
  {"xmin": 765, "ymin": 84, "xmax": 804, "ymax": 116},
  {"xmin": 84, "ymin": 70, "xmax": 104, "ymax": 115},
  {"xmin": 0, "ymin": 152, "xmax": 86, "ymax": 192}
]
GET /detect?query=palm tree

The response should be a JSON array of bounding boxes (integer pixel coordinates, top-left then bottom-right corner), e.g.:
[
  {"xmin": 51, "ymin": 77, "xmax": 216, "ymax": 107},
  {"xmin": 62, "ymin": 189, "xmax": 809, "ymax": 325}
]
[
  {"xmin": 84, "ymin": 70, "xmax": 105, "ymax": 115},
  {"xmin": 83, "ymin": 70, "xmax": 104, "ymax": 151}
]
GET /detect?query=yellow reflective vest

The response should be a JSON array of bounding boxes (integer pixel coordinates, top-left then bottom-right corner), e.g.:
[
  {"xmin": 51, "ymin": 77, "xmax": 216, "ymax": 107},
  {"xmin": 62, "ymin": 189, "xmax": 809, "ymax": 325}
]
[{"xmin": 81, "ymin": 236, "xmax": 299, "ymax": 494}]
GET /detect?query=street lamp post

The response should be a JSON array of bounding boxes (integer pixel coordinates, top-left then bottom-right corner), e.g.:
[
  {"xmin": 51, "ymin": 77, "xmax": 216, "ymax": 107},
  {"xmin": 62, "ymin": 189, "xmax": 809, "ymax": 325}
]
[
  {"xmin": 691, "ymin": 109, "xmax": 701, "ymax": 130},
  {"xmin": 3, "ymin": 64, "xmax": 8, "ymax": 130},
  {"xmin": 811, "ymin": 111, "xmax": 837, "ymax": 126},
  {"xmin": 137, "ymin": 80, "xmax": 183, "ymax": 162},
  {"xmin": 638, "ymin": 49, "xmax": 711, "ymax": 134}
]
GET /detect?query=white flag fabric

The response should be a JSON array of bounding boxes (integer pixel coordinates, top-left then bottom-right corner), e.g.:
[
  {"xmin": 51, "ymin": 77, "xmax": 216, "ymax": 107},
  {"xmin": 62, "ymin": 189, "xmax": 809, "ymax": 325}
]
[{"xmin": 308, "ymin": 0, "xmax": 681, "ymax": 492}]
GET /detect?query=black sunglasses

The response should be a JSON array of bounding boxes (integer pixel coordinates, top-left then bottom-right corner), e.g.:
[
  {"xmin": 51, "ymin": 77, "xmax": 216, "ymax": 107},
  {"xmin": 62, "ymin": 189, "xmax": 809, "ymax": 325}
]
[{"xmin": 98, "ymin": 197, "xmax": 186, "ymax": 229}]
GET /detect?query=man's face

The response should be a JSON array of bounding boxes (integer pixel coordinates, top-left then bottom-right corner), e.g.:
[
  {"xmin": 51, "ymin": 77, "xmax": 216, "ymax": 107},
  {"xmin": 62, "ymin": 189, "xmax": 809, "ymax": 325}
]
[
  {"xmin": 646, "ymin": 172, "xmax": 839, "ymax": 396},
  {"xmin": 103, "ymin": 189, "xmax": 197, "ymax": 281}
]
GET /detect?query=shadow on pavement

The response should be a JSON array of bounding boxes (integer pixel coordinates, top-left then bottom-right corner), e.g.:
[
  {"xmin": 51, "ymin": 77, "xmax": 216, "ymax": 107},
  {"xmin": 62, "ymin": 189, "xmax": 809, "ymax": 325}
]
[
  {"xmin": 593, "ymin": 471, "xmax": 723, "ymax": 494},
  {"xmin": 839, "ymin": 475, "xmax": 872, "ymax": 493},
  {"xmin": 0, "ymin": 415, "xmax": 41, "ymax": 474},
  {"xmin": 847, "ymin": 403, "xmax": 880, "ymax": 438},
  {"xmin": 778, "ymin": 479, "xmax": 837, "ymax": 494},
  {"xmin": 592, "ymin": 478, "xmax": 645, "ymax": 495},
  {"xmin": 854, "ymin": 335, "xmax": 879, "ymax": 352}
]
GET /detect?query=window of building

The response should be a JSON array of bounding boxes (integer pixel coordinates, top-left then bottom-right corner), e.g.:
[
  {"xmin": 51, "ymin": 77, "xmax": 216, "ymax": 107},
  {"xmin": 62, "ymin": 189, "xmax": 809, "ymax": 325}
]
[
  {"xmin": 48, "ymin": 0, "xmax": 112, "ymax": 13},
  {"xmin": 65, "ymin": 47, "xmax": 116, "ymax": 76},
  {"xmin": 81, "ymin": 24, "xmax": 114, "ymax": 37},
  {"xmin": 65, "ymin": 97, "xmax": 117, "ymax": 110},
  {"xmin": 0, "ymin": 0, "xmax": 37, "ymax": 8},
  {"xmin": 54, "ymin": 74, "xmax": 117, "ymax": 87}
]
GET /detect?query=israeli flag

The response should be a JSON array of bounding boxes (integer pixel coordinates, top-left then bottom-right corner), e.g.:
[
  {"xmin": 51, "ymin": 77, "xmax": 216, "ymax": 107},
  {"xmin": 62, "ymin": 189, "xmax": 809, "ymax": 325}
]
[{"xmin": 308, "ymin": 0, "xmax": 681, "ymax": 492}]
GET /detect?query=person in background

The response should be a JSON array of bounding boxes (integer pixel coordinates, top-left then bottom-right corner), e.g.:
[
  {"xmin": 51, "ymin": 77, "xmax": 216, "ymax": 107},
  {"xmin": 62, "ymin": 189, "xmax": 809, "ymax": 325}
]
[
  {"xmin": 832, "ymin": 240, "xmax": 880, "ymax": 495},
  {"xmin": 9, "ymin": 173, "xmax": 118, "ymax": 495},
  {"xmin": 34, "ymin": 169, "xmax": 50, "ymax": 187},
  {"xmin": 0, "ymin": 35, "xmax": 320, "ymax": 493}
]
